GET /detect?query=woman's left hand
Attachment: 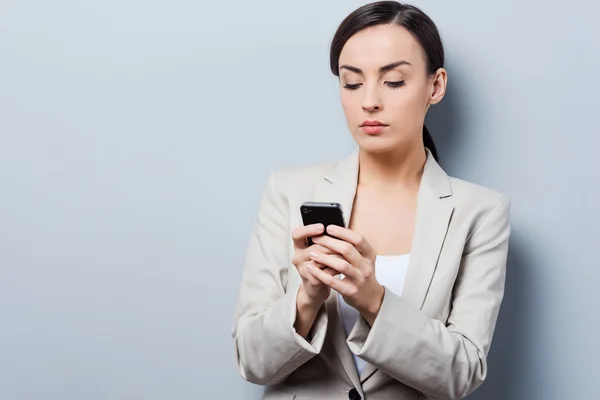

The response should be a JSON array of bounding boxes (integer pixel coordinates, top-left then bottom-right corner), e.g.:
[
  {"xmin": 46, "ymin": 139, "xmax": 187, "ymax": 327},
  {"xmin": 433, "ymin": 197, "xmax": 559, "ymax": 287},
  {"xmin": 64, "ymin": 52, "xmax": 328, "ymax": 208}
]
[{"xmin": 307, "ymin": 225, "xmax": 385, "ymax": 325}]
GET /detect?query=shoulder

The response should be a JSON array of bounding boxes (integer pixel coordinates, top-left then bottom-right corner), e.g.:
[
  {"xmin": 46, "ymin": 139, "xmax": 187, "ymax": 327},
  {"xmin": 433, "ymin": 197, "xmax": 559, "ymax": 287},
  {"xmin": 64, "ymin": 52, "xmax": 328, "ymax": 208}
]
[
  {"xmin": 447, "ymin": 176, "xmax": 511, "ymax": 238},
  {"xmin": 449, "ymin": 176, "xmax": 509, "ymax": 209},
  {"xmin": 267, "ymin": 160, "xmax": 336, "ymax": 196}
]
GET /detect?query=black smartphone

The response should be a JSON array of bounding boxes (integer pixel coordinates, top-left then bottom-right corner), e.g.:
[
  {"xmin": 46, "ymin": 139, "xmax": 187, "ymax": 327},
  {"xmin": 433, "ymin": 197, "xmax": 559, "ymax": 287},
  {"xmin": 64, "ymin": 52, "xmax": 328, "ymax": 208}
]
[{"xmin": 300, "ymin": 201, "xmax": 346, "ymax": 245}]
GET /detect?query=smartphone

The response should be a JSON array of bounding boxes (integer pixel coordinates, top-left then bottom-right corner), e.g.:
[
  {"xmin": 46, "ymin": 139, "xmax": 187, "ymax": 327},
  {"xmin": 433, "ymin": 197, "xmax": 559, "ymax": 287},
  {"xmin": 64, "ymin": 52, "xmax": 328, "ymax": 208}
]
[{"xmin": 300, "ymin": 201, "xmax": 346, "ymax": 245}]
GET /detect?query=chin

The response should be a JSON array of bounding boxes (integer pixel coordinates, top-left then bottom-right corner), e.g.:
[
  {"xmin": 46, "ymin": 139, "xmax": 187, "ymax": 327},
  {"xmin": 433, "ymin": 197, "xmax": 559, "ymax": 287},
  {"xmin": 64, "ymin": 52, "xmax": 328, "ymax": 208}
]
[{"xmin": 354, "ymin": 135, "xmax": 399, "ymax": 154}]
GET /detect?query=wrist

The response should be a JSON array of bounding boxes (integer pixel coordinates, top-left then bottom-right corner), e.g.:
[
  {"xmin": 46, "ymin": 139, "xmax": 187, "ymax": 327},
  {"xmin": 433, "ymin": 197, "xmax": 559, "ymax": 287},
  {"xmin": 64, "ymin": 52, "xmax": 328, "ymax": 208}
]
[
  {"xmin": 295, "ymin": 285, "xmax": 323, "ymax": 339},
  {"xmin": 360, "ymin": 284, "xmax": 385, "ymax": 324},
  {"xmin": 297, "ymin": 285, "xmax": 323, "ymax": 313}
]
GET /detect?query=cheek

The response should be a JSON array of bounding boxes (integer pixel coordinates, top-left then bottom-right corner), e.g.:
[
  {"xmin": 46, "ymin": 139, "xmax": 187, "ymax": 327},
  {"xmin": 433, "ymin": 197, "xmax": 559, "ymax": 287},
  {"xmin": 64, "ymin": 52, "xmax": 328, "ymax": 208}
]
[
  {"xmin": 340, "ymin": 91, "xmax": 358, "ymax": 119},
  {"xmin": 385, "ymin": 86, "xmax": 429, "ymax": 116}
]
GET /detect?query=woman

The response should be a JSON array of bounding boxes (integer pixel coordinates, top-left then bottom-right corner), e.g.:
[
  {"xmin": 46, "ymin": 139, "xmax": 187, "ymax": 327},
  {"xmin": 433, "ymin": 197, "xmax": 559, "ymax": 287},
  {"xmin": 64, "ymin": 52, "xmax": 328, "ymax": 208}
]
[{"xmin": 231, "ymin": 2, "xmax": 511, "ymax": 399}]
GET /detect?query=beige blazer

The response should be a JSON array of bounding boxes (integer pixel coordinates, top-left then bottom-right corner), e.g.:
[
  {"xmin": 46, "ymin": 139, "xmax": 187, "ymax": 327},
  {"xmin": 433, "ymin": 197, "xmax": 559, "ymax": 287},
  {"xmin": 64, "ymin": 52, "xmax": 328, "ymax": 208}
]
[{"xmin": 231, "ymin": 148, "xmax": 511, "ymax": 400}]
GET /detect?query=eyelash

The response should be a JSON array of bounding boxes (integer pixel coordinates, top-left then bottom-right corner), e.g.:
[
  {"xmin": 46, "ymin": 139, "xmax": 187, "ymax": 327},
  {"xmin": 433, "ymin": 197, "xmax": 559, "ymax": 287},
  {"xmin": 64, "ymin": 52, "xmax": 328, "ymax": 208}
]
[
  {"xmin": 387, "ymin": 80, "xmax": 406, "ymax": 88},
  {"xmin": 343, "ymin": 81, "xmax": 406, "ymax": 90}
]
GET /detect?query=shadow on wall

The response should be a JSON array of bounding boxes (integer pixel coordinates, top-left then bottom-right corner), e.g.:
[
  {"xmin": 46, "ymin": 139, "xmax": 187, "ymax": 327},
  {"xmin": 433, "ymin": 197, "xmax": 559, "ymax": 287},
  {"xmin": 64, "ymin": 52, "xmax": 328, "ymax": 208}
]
[
  {"xmin": 466, "ymin": 230, "xmax": 532, "ymax": 400},
  {"xmin": 426, "ymin": 63, "xmax": 532, "ymax": 400},
  {"xmin": 424, "ymin": 63, "xmax": 468, "ymax": 171}
]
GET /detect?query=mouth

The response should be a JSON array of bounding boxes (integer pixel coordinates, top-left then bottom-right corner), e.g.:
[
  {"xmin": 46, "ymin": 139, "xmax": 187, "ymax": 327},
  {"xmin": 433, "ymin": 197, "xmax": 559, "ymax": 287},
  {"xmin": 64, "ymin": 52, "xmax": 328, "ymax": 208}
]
[{"xmin": 359, "ymin": 121, "xmax": 388, "ymax": 135}]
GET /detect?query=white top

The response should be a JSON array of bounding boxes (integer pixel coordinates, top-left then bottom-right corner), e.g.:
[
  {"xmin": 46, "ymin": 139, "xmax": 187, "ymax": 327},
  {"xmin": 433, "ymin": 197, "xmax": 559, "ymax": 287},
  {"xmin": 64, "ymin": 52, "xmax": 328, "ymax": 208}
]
[{"xmin": 337, "ymin": 254, "xmax": 411, "ymax": 375}]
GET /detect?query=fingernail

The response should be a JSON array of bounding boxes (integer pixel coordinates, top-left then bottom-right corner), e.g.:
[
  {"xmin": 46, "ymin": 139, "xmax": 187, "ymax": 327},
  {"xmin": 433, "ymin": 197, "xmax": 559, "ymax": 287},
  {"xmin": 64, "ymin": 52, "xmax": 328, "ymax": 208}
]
[
  {"xmin": 306, "ymin": 264, "xmax": 314, "ymax": 271},
  {"xmin": 309, "ymin": 252, "xmax": 318, "ymax": 259}
]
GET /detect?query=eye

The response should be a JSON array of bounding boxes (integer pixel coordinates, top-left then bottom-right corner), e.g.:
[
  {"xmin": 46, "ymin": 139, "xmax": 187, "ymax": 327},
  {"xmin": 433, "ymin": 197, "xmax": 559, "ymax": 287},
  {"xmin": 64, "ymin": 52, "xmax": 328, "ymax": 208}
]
[
  {"xmin": 343, "ymin": 83, "xmax": 362, "ymax": 90},
  {"xmin": 386, "ymin": 80, "xmax": 405, "ymax": 88}
]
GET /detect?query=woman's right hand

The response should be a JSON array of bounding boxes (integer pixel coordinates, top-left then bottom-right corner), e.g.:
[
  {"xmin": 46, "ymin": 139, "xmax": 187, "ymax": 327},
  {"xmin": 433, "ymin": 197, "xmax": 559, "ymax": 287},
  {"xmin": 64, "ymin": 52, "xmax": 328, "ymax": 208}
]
[{"xmin": 292, "ymin": 224, "xmax": 340, "ymax": 308}]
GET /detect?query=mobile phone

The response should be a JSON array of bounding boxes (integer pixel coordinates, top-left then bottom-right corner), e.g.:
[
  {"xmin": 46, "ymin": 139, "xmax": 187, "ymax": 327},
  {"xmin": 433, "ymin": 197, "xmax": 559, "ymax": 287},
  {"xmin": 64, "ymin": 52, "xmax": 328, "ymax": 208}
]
[{"xmin": 300, "ymin": 201, "xmax": 346, "ymax": 245}]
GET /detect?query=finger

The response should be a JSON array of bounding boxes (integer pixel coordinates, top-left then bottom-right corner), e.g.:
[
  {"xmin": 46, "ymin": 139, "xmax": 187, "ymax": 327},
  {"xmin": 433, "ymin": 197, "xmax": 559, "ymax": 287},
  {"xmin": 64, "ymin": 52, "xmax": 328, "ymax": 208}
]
[
  {"xmin": 325, "ymin": 225, "xmax": 376, "ymax": 259},
  {"xmin": 308, "ymin": 243, "xmax": 337, "ymax": 255},
  {"xmin": 302, "ymin": 264, "xmax": 338, "ymax": 286},
  {"xmin": 293, "ymin": 244, "xmax": 334, "ymax": 268},
  {"xmin": 298, "ymin": 259, "xmax": 325, "ymax": 281},
  {"xmin": 303, "ymin": 263, "xmax": 338, "ymax": 280},
  {"xmin": 298, "ymin": 244, "xmax": 336, "ymax": 265},
  {"xmin": 303, "ymin": 263, "xmax": 324, "ymax": 286},
  {"xmin": 298, "ymin": 259, "xmax": 325, "ymax": 273},
  {"xmin": 307, "ymin": 264, "xmax": 354, "ymax": 294},
  {"xmin": 312, "ymin": 235, "xmax": 364, "ymax": 269},
  {"xmin": 309, "ymin": 251, "xmax": 359, "ymax": 279},
  {"xmin": 325, "ymin": 226, "xmax": 376, "ymax": 259},
  {"xmin": 292, "ymin": 224, "xmax": 325, "ymax": 249}
]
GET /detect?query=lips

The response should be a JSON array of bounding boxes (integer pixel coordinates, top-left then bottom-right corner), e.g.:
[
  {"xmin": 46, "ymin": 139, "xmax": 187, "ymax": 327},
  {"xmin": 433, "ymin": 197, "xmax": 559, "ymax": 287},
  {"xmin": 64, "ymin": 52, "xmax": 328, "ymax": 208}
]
[
  {"xmin": 360, "ymin": 120, "xmax": 388, "ymax": 135},
  {"xmin": 360, "ymin": 120, "xmax": 388, "ymax": 127}
]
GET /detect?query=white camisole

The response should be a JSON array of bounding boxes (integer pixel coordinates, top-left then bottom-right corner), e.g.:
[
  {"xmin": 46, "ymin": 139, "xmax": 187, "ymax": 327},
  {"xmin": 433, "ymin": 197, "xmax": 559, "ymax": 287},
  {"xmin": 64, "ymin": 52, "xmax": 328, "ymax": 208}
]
[{"xmin": 337, "ymin": 254, "xmax": 411, "ymax": 375}]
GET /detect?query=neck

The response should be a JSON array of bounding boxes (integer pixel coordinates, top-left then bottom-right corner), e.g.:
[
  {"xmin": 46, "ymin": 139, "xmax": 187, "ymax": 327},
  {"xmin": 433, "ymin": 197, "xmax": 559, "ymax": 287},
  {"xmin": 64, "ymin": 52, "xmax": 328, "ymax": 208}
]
[{"xmin": 357, "ymin": 142, "xmax": 427, "ymax": 189}]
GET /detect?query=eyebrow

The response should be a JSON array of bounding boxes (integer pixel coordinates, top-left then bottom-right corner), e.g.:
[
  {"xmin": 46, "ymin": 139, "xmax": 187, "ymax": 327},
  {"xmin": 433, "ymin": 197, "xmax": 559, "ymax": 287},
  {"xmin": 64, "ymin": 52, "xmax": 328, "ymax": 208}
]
[{"xmin": 340, "ymin": 60, "xmax": 412, "ymax": 75}]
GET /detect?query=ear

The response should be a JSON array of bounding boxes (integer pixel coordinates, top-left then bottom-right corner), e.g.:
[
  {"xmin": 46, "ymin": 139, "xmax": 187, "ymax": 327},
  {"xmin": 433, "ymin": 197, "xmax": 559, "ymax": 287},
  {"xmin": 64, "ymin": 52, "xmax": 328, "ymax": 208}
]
[{"xmin": 428, "ymin": 68, "xmax": 447, "ymax": 105}]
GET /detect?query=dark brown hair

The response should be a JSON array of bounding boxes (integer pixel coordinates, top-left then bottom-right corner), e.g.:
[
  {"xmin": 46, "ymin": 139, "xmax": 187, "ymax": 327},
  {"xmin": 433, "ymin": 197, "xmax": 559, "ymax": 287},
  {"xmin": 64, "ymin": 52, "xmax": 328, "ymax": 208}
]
[{"xmin": 330, "ymin": 1, "xmax": 444, "ymax": 161}]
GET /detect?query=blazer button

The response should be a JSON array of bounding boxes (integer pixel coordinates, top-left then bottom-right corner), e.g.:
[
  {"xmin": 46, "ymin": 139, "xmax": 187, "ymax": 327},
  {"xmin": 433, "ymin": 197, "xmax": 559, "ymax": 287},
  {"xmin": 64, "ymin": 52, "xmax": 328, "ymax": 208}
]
[{"xmin": 348, "ymin": 388, "xmax": 361, "ymax": 400}]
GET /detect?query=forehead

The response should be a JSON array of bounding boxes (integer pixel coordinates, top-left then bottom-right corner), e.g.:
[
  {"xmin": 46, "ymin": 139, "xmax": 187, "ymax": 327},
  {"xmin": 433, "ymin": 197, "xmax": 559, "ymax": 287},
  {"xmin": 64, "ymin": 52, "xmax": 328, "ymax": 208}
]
[{"xmin": 338, "ymin": 24, "xmax": 424, "ymax": 70}]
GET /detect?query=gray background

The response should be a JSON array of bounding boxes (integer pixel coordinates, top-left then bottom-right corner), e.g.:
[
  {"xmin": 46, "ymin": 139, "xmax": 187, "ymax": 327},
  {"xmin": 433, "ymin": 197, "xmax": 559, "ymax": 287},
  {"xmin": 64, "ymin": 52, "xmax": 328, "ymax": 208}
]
[{"xmin": 1, "ymin": 0, "xmax": 598, "ymax": 399}]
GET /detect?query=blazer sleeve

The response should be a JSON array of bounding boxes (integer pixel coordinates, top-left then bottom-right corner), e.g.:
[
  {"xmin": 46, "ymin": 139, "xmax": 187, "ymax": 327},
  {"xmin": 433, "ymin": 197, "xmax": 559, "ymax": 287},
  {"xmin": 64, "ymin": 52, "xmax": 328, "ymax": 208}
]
[
  {"xmin": 347, "ymin": 196, "xmax": 511, "ymax": 400},
  {"xmin": 231, "ymin": 171, "xmax": 328, "ymax": 386}
]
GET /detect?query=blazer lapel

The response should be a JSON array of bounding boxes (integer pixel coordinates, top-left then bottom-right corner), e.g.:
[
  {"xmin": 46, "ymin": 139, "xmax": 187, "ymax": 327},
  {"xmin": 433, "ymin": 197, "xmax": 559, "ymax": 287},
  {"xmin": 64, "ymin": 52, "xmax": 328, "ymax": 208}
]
[
  {"xmin": 359, "ymin": 149, "xmax": 454, "ymax": 384},
  {"xmin": 401, "ymin": 150, "xmax": 454, "ymax": 310},
  {"xmin": 312, "ymin": 149, "xmax": 362, "ymax": 389}
]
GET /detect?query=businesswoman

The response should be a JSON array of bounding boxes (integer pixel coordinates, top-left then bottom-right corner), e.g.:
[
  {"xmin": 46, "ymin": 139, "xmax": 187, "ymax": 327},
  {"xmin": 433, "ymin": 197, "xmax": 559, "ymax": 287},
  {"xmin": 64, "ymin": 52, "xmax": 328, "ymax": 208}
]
[{"xmin": 231, "ymin": 2, "xmax": 511, "ymax": 399}]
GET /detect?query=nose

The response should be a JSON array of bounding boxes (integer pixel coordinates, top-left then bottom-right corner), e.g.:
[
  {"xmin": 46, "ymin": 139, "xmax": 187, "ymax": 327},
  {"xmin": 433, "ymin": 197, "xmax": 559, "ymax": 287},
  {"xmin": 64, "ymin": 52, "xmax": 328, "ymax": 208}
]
[{"xmin": 361, "ymin": 87, "xmax": 382, "ymax": 113}]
